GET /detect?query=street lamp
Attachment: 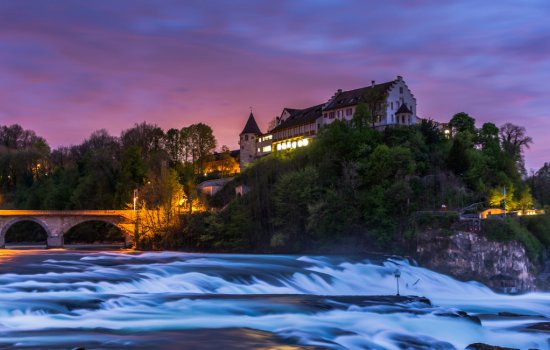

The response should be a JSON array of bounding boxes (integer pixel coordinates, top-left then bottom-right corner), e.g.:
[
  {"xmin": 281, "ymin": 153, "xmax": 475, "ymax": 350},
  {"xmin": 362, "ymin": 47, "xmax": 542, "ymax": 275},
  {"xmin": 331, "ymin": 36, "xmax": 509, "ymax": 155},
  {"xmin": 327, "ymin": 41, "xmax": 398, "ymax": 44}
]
[
  {"xmin": 394, "ymin": 269, "xmax": 401, "ymax": 296},
  {"xmin": 133, "ymin": 189, "xmax": 139, "ymax": 212}
]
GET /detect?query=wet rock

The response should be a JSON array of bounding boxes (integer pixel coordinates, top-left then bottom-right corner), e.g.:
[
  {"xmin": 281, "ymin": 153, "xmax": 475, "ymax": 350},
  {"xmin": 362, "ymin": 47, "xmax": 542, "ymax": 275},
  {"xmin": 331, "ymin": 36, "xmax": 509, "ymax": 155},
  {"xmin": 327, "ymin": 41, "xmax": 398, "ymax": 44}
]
[
  {"xmin": 392, "ymin": 334, "xmax": 455, "ymax": 349},
  {"xmin": 434, "ymin": 310, "xmax": 481, "ymax": 325},
  {"xmin": 465, "ymin": 343, "xmax": 519, "ymax": 350},
  {"xmin": 497, "ymin": 311, "xmax": 528, "ymax": 317},
  {"xmin": 526, "ymin": 322, "xmax": 550, "ymax": 332},
  {"xmin": 416, "ymin": 231, "xmax": 537, "ymax": 293}
]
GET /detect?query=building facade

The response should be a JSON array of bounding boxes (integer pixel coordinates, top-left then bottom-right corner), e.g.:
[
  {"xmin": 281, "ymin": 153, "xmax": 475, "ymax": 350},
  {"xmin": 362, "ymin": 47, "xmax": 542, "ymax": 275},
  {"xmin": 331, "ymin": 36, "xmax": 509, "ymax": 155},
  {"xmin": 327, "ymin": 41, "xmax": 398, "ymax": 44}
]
[{"xmin": 238, "ymin": 76, "xmax": 418, "ymax": 171}]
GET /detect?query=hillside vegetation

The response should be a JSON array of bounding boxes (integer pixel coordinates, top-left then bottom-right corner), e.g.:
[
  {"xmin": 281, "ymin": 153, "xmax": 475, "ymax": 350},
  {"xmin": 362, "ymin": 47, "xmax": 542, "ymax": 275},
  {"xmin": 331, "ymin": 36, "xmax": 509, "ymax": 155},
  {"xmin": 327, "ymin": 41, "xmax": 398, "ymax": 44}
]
[{"xmin": 176, "ymin": 114, "xmax": 550, "ymax": 259}]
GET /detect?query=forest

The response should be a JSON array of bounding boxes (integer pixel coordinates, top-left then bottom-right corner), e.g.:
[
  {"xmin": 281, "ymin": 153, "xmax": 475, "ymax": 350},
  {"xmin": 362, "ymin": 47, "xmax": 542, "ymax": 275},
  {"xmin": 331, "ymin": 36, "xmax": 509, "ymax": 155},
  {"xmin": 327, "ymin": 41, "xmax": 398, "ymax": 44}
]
[{"xmin": 1, "ymin": 112, "xmax": 550, "ymax": 257}]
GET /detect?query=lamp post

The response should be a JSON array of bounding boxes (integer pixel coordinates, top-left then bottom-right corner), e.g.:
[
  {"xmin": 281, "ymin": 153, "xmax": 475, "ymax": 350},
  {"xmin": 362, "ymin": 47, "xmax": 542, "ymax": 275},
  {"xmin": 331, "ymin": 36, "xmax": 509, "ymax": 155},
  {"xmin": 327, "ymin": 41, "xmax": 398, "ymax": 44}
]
[
  {"xmin": 133, "ymin": 189, "xmax": 139, "ymax": 212},
  {"xmin": 503, "ymin": 187, "xmax": 507, "ymax": 217},
  {"xmin": 394, "ymin": 269, "xmax": 401, "ymax": 296}
]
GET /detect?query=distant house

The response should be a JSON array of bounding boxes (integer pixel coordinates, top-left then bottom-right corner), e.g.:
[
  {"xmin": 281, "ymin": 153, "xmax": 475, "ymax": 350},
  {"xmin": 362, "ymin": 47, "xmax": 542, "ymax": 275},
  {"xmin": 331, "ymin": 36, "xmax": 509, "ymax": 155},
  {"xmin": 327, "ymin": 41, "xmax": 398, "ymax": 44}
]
[
  {"xmin": 480, "ymin": 208, "xmax": 507, "ymax": 219},
  {"xmin": 197, "ymin": 178, "xmax": 234, "ymax": 196},
  {"xmin": 238, "ymin": 75, "xmax": 418, "ymax": 171},
  {"xmin": 480, "ymin": 208, "xmax": 545, "ymax": 219}
]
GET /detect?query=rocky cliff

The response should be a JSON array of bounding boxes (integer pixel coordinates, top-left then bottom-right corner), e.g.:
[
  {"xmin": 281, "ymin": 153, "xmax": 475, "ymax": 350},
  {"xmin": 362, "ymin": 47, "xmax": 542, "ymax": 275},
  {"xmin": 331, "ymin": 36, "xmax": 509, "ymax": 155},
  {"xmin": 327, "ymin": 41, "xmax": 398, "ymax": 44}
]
[{"xmin": 415, "ymin": 231, "xmax": 537, "ymax": 293}]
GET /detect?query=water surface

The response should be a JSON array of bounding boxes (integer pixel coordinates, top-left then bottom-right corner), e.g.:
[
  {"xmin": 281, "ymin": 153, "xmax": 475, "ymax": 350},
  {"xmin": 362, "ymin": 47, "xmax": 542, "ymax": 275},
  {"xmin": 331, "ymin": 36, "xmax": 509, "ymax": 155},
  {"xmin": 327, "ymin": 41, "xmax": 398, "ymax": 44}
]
[{"xmin": 0, "ymin": 250, "xmax": 548, "ymax": 349}]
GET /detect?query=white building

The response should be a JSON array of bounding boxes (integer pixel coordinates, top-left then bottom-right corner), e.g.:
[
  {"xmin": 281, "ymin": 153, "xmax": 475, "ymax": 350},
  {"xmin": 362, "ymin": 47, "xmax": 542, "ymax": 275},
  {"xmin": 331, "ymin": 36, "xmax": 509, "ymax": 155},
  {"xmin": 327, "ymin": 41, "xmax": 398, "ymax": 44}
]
[{"xmin": 238, "ymin": 76, "xmax": 418, "ymax": 170}]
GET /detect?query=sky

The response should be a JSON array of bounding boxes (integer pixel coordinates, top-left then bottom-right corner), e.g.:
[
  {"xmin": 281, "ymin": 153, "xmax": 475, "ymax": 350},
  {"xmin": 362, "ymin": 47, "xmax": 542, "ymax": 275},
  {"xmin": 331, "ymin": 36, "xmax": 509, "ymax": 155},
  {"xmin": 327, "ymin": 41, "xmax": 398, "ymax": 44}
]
[{"xmin": 0, "ymin": 0, "xmax": 549, "ymax": 170}]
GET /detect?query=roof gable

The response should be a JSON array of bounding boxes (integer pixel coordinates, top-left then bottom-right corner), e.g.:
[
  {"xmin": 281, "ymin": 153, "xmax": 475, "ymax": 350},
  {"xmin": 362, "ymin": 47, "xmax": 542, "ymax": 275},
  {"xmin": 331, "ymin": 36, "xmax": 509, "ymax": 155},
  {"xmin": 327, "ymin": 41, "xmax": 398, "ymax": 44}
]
[
  {"xmin": 240, "ymin": 113, "xmax": 262, "ymax": 135},
  {"xmin": 323, "ymin": 81, "xmax": 394, "ymax": 111},
  {"xmin": 270, "ymin": 104, "xmax": 324, "ymax": 133}
]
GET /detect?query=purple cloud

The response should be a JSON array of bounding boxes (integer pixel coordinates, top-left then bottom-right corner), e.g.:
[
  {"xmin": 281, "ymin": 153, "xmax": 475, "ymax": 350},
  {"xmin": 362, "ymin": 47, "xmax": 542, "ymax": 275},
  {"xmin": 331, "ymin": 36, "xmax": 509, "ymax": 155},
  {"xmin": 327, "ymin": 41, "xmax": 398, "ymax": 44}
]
[{"xmin": 0, "ymin": 0, "xmax": 549, "ymax": 170}]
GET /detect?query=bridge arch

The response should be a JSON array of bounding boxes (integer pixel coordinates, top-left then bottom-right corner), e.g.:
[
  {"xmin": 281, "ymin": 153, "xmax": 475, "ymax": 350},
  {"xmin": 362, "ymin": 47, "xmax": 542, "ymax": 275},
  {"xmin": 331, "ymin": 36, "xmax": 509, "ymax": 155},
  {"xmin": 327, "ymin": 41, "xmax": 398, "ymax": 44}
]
[
  {"xmin": 0, "ymin": 217, "xmax": 52, "ymax": 248},
  {"xmin": 0, "ymin": 210, "xmax": 136, "ymax": 248},
  {"xmin": 63, "ymin": 218, "xmax": 128, "ymax": 245}
]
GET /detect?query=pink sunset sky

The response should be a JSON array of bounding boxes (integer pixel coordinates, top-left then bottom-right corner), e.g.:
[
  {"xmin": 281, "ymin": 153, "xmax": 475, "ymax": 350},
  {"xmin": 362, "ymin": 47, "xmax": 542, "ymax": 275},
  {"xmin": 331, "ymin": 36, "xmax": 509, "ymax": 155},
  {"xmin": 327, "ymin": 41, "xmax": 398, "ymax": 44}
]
[{"xmin": 0, "ymin": 1, "xmax": 549, "ymax": 170}]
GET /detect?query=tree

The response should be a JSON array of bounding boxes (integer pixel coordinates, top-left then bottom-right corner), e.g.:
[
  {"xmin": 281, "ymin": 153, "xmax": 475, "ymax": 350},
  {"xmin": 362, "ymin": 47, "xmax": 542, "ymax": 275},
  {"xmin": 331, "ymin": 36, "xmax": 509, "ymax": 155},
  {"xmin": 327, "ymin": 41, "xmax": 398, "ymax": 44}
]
[
  {"xmin": 449, "ymin": 112, "xmax": 476, "ymax": 136},
  {"xmin": 488, "ymin": 185, "xmax": 515, "ymax": 210},
  {"xmin": 121, "ymin": 122, "xmax": 165, "ymax": 163},
  {"xmin": 186, "ymin": 123, "xmax": 217, "ymax": 175},
  {"xmin": 218, "ymin": 145, "xmax": 239, "ymax": 177},
  {"xmin": 499, "ymin": 123, "xmax": 533, "ymax": 174},
  {"xmin": 447, "ymin": 137, "xmax": 470, "ymax": 175},
  {"xmin": 352, "ymin": 103, "xmax": 373, "ymax": 128},
  {"xmin": 164, "ymin": 128, "xmax": 183, "ymax": 163},
  {"xmin": 477, "ymin": 122, "xmax": 500, "ymax": 151},
  {"xmin": 530, "ymin": 163, "xmax": 550, "ymax": 206}
]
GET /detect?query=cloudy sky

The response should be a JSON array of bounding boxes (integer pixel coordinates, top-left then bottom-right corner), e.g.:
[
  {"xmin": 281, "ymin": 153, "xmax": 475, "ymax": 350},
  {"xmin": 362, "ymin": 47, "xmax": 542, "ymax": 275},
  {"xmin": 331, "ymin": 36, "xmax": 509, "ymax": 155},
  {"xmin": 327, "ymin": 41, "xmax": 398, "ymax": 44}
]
[{"xmin": 0, "ymin": 0, "xmax": 549, "ymax": 170}]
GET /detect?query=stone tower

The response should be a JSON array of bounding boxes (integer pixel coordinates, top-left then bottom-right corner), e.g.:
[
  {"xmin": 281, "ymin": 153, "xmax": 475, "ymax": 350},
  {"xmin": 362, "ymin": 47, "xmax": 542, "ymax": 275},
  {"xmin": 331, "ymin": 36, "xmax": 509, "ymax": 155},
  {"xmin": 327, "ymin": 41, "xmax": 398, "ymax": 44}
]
[{"xmin": 239, "ymin": 112, "xmax": 262, "ymax": 171}]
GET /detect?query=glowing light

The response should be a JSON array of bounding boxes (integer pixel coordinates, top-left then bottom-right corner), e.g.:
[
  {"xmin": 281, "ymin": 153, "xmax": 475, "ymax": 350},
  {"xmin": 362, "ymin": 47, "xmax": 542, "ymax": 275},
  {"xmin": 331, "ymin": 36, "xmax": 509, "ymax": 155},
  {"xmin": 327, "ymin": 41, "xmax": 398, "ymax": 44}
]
[
  {"xmin": 297, "ymin": 140, "xmax": 303, "ymax": 147},
  {"xmin": 276, "ymin": 144, "xmax": 282, "ymax": 151},
  {"xmin": 291, "ymin": 141, "xmax": 297, "ymax": 149},
  {"xmin": 281, "ymin": 143, "xmax": 287, "ymax": 150},
  {"xmin": 303, "ymin": 139, "xmax": 309, "ymax": 146}
]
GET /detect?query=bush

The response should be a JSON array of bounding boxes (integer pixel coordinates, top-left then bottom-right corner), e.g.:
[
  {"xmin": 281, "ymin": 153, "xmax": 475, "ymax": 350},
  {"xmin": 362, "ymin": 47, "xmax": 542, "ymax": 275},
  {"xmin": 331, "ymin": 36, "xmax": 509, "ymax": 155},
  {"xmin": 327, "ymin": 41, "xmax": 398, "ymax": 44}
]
[
  {"xmin": 520, "ymin": 213, "xmax": 550, "ymax": 248},
  {"xmin": 483, "ymin": 217, "xmax": 543, "ymax": 261},
  {"xmin": 412, "ymin": 211, "xmax": 459, "ymax": 230}
]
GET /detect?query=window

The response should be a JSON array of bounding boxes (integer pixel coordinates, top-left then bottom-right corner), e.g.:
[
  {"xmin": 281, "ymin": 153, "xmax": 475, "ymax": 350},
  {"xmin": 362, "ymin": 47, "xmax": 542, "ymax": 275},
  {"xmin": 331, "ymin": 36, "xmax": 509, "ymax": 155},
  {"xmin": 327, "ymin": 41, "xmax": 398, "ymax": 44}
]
[
  {"xmin": 346, "ymin": 108, "xmax": 352, "ymax": 116},
  {"xmin": 391, "ymin": 102, "xmax": 393, "ymax": 110},
  {"xmin": 399, "ymin": 87, "xmax": 403, "ymax": 94},
  {"xmin": 324, "ymin": 113, "xmax": 328, "ymax": 118},
  {"xmin": 329, "ymin": 112, "xmax": 335, "ymax": 119},
  {"xmin": 245, "ymin": 135, "xmax": 248, "ymax": 141}
]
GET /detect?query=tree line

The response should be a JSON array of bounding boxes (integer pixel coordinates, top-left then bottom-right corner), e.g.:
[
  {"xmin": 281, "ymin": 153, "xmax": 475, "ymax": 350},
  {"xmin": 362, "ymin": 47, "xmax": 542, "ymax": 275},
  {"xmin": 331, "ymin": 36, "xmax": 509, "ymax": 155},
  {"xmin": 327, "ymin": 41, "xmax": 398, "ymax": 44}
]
[{"xmin": 0, "ymin": 122, "xmax": 219, "ymax": 213}]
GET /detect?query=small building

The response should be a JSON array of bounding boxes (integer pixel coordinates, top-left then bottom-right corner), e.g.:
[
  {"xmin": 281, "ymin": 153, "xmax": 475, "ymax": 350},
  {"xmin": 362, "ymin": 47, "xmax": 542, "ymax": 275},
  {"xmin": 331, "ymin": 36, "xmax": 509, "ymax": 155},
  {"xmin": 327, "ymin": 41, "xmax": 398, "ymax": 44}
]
[
  {"xmin": 197, "ymin": 178, "xmax": 234, "ymax": 196},
  {"xmin": 480, "ymin": 208, "xmax": 506, "ymax": 219}
]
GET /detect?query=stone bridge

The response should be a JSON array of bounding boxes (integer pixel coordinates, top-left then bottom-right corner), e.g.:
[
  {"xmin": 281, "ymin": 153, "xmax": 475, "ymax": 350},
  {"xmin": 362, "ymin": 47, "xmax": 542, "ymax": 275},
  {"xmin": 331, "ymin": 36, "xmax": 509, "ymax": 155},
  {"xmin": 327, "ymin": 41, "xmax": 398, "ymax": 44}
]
[{"xmin": 0, "ymin": 210, "xmax": 136, "ymax": 248}]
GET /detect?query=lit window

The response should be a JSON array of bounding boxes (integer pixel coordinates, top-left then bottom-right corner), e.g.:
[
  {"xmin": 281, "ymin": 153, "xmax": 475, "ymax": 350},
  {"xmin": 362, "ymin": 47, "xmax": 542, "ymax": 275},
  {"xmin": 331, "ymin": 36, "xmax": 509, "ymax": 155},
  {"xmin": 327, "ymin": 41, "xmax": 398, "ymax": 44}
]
[
  {"xmin": 298, "ymin": 140, "xmax": 303, "ymax": 147},
  {"xmin": 276, "ymin": 144, "xmax": 282, "ymax": 151},
  {"xmin": 286, "ymin": 141, "xmax": 291, "ymax": 149},
  {"xmin": 281, "ymin": 143, "xmax": 287, "ymax": 150},
  {"xmin": 303, "ymin": 139, "xmax": 309, "ymax": 146},
  {"xmin": 291, "ymin": 141, "xmax": 297, "ymax": 149}
]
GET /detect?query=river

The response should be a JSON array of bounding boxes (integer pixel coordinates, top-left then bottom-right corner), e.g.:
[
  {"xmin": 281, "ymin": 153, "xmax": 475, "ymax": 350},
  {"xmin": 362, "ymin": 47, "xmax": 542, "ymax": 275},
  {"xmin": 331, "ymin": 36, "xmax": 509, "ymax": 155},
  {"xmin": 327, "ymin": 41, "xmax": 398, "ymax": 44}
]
[{"xmin": 0, "ymin": 249, "xmax": 548, "ymax": 349}]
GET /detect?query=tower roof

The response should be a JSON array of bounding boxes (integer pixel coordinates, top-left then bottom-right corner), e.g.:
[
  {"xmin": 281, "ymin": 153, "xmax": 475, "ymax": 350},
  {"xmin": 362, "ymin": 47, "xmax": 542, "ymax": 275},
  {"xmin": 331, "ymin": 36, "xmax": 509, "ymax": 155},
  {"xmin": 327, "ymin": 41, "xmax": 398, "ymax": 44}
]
[{"xmin": 240, "ymin": 112, "xmax": 262, "ymax": 135}]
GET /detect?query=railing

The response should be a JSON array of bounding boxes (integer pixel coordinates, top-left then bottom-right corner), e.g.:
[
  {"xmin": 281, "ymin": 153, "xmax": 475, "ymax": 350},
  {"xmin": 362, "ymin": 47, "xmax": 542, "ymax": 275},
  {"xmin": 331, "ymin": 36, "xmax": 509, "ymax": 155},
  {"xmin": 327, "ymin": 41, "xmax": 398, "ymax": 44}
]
[{"xmin": 0, "ymin": 210, "xmax": 133, "ymax": 216}]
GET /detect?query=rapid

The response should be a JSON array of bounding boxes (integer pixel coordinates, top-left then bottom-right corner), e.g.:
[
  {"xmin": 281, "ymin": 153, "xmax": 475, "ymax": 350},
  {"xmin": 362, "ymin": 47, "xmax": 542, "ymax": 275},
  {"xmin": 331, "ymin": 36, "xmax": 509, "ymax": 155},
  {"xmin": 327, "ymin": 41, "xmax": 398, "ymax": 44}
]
[{"xmin": 0, "ymin": 250, "xmax": 548, "ymax": 349}]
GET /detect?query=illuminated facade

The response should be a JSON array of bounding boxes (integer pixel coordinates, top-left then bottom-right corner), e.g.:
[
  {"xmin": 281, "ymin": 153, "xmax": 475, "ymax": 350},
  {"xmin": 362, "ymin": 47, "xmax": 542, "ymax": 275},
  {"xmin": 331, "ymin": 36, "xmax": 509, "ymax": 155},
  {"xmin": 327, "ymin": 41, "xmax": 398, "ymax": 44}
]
[{"xmin": 238, "ymin": 76, "xmax": 418, "ymax": 171}]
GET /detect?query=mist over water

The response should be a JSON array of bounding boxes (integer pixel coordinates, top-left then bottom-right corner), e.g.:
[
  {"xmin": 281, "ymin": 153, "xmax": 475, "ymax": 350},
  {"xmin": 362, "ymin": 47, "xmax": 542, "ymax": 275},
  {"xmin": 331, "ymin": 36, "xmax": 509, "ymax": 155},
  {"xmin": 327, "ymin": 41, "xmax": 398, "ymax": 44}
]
[{"xmin": 0, "ymin": 250, "xmax": 548, "ymax": 349}]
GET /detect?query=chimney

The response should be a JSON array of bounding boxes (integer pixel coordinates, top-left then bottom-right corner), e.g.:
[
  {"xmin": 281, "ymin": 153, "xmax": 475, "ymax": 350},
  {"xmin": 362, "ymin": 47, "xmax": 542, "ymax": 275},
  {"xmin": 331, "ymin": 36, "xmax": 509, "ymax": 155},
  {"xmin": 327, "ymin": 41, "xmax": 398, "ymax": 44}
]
[
  {"xmin": 397, "ymin": 75, "xmax": 403, "ymax": 81},
  {"xmin": 337, "ymin": 89, "xmax": 342, "ymax": 94},
  {"xmin": 371, "ymin": 80, "xmax": 375, "ymax": 88}
]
